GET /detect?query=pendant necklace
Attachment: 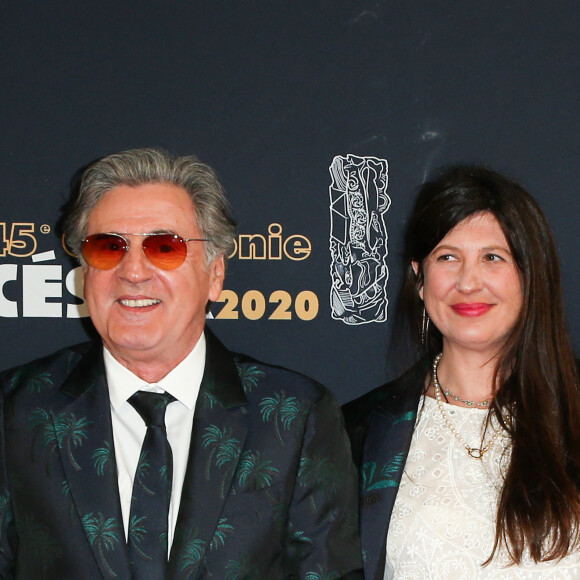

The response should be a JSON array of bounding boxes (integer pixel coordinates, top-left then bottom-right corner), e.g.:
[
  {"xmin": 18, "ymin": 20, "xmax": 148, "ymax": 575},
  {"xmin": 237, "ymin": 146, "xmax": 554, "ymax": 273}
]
[{"xmin": 432, "ymin": 353, "xmax": 501, "ymax": 459}]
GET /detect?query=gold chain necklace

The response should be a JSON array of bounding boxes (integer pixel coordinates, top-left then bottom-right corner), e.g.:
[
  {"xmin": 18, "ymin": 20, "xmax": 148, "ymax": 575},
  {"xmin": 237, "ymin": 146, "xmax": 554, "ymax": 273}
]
[{"xmin": 432, "ymin": 353, "xmax": 501, "ymax": 459}]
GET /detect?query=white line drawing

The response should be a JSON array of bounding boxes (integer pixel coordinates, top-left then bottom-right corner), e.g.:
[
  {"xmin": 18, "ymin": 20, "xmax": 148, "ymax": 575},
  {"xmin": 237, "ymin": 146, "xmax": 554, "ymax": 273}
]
[{"xmin": 329, "ymin": 154, "xmax": 390, "ymax": 325}]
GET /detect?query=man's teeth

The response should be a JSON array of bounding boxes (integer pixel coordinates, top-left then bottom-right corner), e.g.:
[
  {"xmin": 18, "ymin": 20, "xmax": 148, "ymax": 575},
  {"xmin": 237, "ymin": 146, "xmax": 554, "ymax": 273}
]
[{"xmin": 119, "ymin": 299, "xmax": 161, "ymax": 308}]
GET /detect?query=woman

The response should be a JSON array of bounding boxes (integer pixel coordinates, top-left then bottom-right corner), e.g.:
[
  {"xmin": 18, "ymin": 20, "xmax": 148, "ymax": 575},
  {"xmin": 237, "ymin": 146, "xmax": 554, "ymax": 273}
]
[{"xmin": 343, "ymin": 166, "xmax": 580, "ymax": 579}]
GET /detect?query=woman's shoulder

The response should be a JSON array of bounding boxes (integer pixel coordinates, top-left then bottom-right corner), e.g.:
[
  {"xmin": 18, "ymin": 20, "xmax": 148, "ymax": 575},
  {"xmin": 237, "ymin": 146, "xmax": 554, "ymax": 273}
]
[{"xmin": 342, "ymin": 358, "xmax": 429, "ymax": 427}]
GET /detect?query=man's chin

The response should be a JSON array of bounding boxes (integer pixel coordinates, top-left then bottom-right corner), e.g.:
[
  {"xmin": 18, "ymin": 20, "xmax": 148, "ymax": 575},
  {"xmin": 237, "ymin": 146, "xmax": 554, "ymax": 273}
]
[{"xmin": 103, "ymin": 336, "xmax": 162, "ymax": 361}]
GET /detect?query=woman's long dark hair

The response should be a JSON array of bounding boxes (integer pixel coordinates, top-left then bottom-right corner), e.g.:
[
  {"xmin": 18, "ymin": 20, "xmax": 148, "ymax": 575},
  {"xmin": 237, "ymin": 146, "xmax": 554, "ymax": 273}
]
[{"xmin": 399, "ymin": 165, "xmax": 580, "ymax": 563}]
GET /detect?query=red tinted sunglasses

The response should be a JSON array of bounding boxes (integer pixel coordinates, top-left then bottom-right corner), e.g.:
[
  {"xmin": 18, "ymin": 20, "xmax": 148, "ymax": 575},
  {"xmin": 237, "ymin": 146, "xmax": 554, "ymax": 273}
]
[{"xmin": 81, "ymin": 232, "xmax": 208, "ymax": 270}]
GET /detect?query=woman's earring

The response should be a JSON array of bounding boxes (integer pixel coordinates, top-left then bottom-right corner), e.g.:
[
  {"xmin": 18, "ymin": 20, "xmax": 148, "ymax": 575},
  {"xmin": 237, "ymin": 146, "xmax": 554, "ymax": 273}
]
[{"xmin": 421, "ymin": 307, "xmax": 430, "ymax": 345}]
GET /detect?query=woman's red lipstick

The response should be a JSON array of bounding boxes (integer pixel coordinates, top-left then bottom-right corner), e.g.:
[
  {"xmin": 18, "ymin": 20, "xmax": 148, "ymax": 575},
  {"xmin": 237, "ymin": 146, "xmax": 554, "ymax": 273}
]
[{"xmin": 451, "ymin": 303, "xmax": 492, "ymax": 316}]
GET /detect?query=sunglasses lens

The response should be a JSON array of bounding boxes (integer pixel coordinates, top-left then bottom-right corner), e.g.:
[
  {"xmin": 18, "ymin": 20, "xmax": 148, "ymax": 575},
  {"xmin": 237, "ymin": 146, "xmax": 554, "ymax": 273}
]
[
  {"xmin": 142, "ymin": 234, "xmax": 187, "ymax": 270},
  {"xmin": 82, "ymin": 234, "xmax": 128, "ymax": 269}
]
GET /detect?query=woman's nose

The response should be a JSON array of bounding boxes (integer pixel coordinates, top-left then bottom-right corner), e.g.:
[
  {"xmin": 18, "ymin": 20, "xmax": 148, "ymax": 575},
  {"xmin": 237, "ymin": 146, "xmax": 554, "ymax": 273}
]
[{"xmin": 456, "ymin": 262, "xmax": 483, "ymax": 293}]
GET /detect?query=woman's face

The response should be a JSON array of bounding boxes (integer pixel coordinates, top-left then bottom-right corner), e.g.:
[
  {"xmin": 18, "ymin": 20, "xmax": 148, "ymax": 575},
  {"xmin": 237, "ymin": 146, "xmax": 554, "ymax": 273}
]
[{"xmin": 415, "ymin": 212, "xmax": 523, "ymax": 356}]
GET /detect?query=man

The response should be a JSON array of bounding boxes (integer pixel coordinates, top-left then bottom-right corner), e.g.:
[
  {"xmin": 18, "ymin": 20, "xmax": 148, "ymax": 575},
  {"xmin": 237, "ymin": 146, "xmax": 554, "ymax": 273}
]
[{"xmin": 0, "ymin": 149, "xmax": 363, "ymax": 579}]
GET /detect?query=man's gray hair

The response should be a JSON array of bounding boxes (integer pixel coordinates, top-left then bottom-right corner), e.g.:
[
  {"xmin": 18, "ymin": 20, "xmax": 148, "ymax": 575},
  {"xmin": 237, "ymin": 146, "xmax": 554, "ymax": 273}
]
[{"xmin": 64, "ymin": 148, "xmax": 236, "ymax": 266}]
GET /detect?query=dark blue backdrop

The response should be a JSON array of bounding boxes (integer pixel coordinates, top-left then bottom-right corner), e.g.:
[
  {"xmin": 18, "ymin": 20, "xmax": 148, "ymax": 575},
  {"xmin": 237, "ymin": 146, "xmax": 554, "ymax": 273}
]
[{"xmin": 2, "ymin": 1, "xmax": 580, "ymax": 402}]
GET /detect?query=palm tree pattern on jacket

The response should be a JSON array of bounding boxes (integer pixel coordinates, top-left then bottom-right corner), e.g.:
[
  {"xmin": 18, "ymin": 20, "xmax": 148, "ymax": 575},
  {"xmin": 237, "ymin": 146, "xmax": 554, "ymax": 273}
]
[
  {"xmin": 176, "ymin": 519, "xmax": 233, "ymax": 579},
  {"xmin": 259, "ymin": 390, "xmax": 304, "ymax": 446},
  {"xmin": 189, "ymin": 366, "xmax": 348, "ymax": 578},
  {"xmin": 201, "ymin": 425, "xmax": 241, "ymax": 491},
  {"xmin": 305, "ymin": 564, "xmax": 342, "ymax": 580},
  {"xmin": 235, "ymin": 450, "xmax": 279, "ymax": 490},
  {"xmin": 362, "ymin": 453, "xmax": 405, "ymax": 493},
  {"xmin": 298, "ymin": 453, "xmax": 342, "ymax": 513},
  {"xmin": 224, "ymin": 556, "xmax": 263, "ymax": 579},
  {"xmin": 0, "ymin": 339, "xmax": 362, "ymax": 578},
  {"xmin": 93, "ymin": 441, "xmax": 114, "ymax": 476},
  {"xmin": 235, "ymin": 362, "xmax": 265, "ymax": 394},
  {"xmin": 28, "ymin": 409, "xmax": 92, "ymax": 471},
  {"xmin": 82, "ymin": 512, "xmax": 122, "ymax": 577},
  {"xmin": 127, "ymin": 514, "xmax": 157, "ymax": 562}
]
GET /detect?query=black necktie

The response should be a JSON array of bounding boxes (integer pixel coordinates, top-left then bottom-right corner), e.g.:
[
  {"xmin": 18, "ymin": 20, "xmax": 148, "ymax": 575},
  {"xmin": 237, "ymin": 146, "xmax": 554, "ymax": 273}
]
[{"xmin": 127, "ymin": 390, "xmax": 176, "ymax": 578}]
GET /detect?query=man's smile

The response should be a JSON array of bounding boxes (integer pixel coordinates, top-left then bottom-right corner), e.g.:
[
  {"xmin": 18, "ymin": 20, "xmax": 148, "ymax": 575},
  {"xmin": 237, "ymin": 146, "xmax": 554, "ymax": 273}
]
[{"xmin": 118, "ymin": 298, "xmax": 162, "ymax": 308}]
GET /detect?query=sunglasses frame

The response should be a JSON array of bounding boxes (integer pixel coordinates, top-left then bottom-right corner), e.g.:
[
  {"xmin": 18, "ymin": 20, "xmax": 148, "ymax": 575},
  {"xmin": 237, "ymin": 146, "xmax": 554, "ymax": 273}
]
[{"xmin": 81, "ymin": 232, "xmax": 209, "ymax": 270}]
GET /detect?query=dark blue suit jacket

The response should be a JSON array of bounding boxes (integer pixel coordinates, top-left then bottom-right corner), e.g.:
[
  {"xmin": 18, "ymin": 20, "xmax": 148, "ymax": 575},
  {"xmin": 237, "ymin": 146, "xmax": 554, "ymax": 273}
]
[
  {"xmin": 0, "ymin": 329, "xmax": 363, "ymax": 579},
  {"xmin": 342, "ymin": 361, "xmax": 427, "ymax": 580}
]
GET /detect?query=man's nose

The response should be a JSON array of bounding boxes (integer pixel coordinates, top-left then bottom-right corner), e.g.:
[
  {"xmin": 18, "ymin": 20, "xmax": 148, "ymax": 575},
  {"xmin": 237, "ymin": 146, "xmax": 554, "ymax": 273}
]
[{"xmin": 116, "ymin": 242, "xmax": 154, "ymax": 283}]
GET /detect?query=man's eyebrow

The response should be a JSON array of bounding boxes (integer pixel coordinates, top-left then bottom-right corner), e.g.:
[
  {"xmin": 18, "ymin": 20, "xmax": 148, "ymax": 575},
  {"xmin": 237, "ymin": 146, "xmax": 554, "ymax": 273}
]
[{"xmin": 109, "ymin": 230, "xmax": 177, "ymax": 235}]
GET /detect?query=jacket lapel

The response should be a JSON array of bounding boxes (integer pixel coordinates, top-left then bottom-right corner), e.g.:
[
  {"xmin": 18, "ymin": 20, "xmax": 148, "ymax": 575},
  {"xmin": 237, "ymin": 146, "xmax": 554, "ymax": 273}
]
[
  {"xmin": 358, "ymin": 363, "xmax": 426, "ymax": 580},
  {"xmin": 168, "ymin": 329, "xmax": 248, "ymax": 579},
  {"xmin": 58, "ymin": 344, "xmax": 131, "ymax": 580}
]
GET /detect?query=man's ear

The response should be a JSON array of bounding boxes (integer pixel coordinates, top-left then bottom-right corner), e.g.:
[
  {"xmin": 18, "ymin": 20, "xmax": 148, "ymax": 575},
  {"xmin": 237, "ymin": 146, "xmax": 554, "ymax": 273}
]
[
  {"xmin": 208, "ymin": 255, "xmax": 226, "ymax": 302},
  {"xmin": 412, "ymin": 261, "xmax": 424, "ymax": 301}
]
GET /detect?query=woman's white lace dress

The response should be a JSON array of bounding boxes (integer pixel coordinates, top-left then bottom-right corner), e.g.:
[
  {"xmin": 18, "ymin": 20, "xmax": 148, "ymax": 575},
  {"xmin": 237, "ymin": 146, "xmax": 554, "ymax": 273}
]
[{"xmin": 385, "ymin": 396, "xmax": 580, "ymax": 579}]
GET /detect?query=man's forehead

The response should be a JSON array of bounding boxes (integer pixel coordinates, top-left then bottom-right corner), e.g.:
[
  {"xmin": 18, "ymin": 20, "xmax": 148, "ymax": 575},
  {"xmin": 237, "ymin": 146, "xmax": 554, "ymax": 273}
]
[{"xmin": 87, "ymin": 183, "xmax": 199, "ymax": 233}]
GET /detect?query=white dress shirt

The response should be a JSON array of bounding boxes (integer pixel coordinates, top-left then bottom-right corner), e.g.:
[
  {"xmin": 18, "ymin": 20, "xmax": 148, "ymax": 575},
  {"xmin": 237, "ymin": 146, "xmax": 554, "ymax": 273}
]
[{"xmin": 104, "ymin": 333, "xmax": 206, "ymax": 549}]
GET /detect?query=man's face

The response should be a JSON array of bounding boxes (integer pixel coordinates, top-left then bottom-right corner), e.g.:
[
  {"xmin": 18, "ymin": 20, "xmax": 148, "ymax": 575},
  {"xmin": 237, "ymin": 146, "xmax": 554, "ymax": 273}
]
[{"xmin": 83, "ymin": 183, "xmax": 225, "ymax": 374}]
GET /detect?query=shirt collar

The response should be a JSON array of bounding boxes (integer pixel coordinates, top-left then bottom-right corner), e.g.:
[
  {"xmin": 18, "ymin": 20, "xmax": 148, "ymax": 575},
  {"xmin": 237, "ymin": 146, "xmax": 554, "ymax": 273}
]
[{"xmin": 104, "ymin": 333, "xmax": 206, "ymax": 411}]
